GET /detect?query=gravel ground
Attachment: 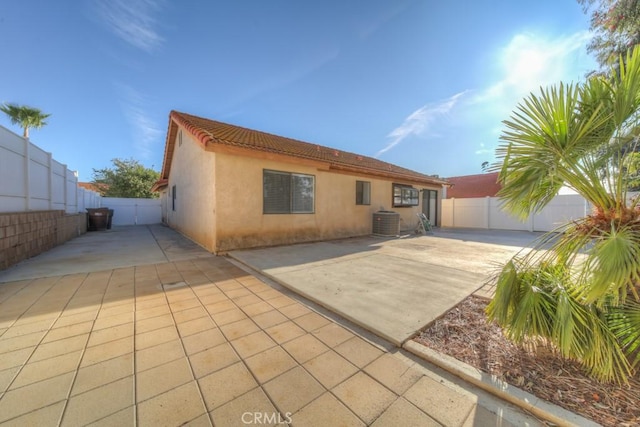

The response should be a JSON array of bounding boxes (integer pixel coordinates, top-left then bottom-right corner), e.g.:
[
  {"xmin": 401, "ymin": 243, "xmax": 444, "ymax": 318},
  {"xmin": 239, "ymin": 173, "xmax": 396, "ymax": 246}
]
[{"xmin": 413, "ymin": 296, "xmax": 640, "ymax": 427}]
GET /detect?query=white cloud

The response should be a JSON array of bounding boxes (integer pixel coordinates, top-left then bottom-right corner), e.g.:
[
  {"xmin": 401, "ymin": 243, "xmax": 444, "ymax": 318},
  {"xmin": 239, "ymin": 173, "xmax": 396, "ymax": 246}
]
[
  {"xmin": 116, "ymin": 84, "xmax": 162, "ymax": 160},
  {"xmin": 93, "ymin": 0, "xmax": 165, "ymax": 52},
  {"xmin": 355, "ymin": 2, "xmax": 409, "ymax": 40},
  {"xmin": 475, "ymin": 143, "xmax": 492, "ymax": 155},
  {"xmin": 376, "ymin": 91, "xmax": 466, "ymax": 157},
  {"xmin": 379, "ymin": 31, "xmax": 595, "ymax": 175}
]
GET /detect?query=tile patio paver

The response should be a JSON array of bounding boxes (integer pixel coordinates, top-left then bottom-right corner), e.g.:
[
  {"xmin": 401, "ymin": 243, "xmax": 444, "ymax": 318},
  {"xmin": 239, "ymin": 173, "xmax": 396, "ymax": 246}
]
[
  {"xmin": 245, "ymin": 346, "xmax": 297, "ymax": 383},
  {"xmin": 134, "ymin": 313, "xmax": 174, "ymax": 334},
  {"xmin": 135, "ymin": 357, "xmax": 193, "ymax": 402},
  {"xmin": 71, "ymin": 353, "xmax": 133, "ymax": 396},
  {"xmin": 370, "ymin": 397, "xmax": 440, "ymax": 427},
  {"xmin": 87, "ymin": 406, "xmax": 135, "ymax": 427},
  {"xmin": 136, "ymin": 381, "xmax": 206, "ymax": 426},
  {"xmin": 175, "ymin": 316, "xmax": 216, "ymax": 338},
  {"xmin": 230, "ymin": 330, "xmax": 276, "ymax": 359},
  {"xmin": 0, "ymin": 331, "xmax": 47, "ymax": 354},
  {"xmin": 42, "ymin": 321, "xmax": 94, "ymax": 343},
  {"xmin": 189, "ymin": 343, "xmax": 239, "ymax": 378},
  {"xmin": 0, "ymin": 372, "xmax": 74, "ymax": 423},
  {"xmin": 364, "ymin": 353, "xmax": 424, "ymax": 395},
  {"xmin": 0, "ymin": 347, "xmax": 36, "ymax": 371},
  {"xmin": 2, "ymin": 401, "xmax": 66, "ymax": 427},
  {"xmin": 281, "ymin": 334, "xmax": 329, "ymax": 364},
  {"xmin": 210, "ymin": 307, "xmax": 247, "ymax": 325},
  {"xmin": 211, "ymin": 387, "xmax": 280, "ymax": 427},
  {"xmin": 219, "ymin": 317, "xmax": 260, "ymax": 341},
  {"xmin": 80, "ymin": 336, "xmax": 133, "ymax": 367},
  {"xmin": 9, "ymin": 351, "xmax": 82, "ymax": 390},
  {"xmin": 266, "ymin": 294, "xmax": 296, "ymax": 309},
  {"xmin": 135, "ymin": 339, "xmax": 185, "ymax": 373},
  {"xmin": 404, "ymin": 376, "xmax": 477, "ymax": 426},
  {"xmin": 86, "ymin": 323, "xmax": 132, "ymax": 348},
  {"xmin": 62, "ymin": 376, "xmax": 134, "ymax": 426},
  {"xmin": 181, "ymin": 328, "xmax": 226, "ymax": 355},
  {"xmin": 0, "ymin": 367, "xmax": 19, "ymax": 394},
  {"xmin": 0, "ymin": 231, "xmax": 545, "ymax": 427},
  {"xmin": 134, "ymin": 325, "xmax": 179, "ymax": 350},
  {"xmin": 263, "ymin": 366, "xmax": 324, "ymax": 414},
  {"xmin": 250, "ymin": 309, "xmax": 287, "ymax": 329},
  {"xmin": 264, "ymin": 321, "xmax": 306, "ymax": 345},
  {"xmin": 313, "ymin": 322, "xmax": 356, "ymax": 347},
  {"xmin": 30, "ymin": 334, "xmax": 89, "ymax": 363},
  {"xmin": 293, "ymin": 392, "xmax": 365, "ymax": 427},
  {"xmin": 332, "ymin": 372, "xmax": 397, "ymax": 425},
  {"xmin": 199, "ymin": 362, "xmax": 258, "ymax": 411},
  {"xmin": 293, "ymin": 311, "xmax": 332, "ymax": 332},
  {"xmin": 303, "ymin": 350, "xmax": 359, "ymax": 389},
  {"xmin": 334, "ymin": 335, "xmax": 385, "ymax": 368}
]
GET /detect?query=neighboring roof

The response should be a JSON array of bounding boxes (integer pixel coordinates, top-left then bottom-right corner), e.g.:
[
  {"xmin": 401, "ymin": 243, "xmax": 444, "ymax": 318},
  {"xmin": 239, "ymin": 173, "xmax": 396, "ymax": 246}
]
[
  {"xmin": 445, "ymin": 172, "xmax": 501, "ymax": 198},
  {"xmin": 78, "ymin": 182, "xmax": 106, "ymax": 193},
  {"xmin": 155, "ymin": 111, "xmax": 448, "ymax": 189}
]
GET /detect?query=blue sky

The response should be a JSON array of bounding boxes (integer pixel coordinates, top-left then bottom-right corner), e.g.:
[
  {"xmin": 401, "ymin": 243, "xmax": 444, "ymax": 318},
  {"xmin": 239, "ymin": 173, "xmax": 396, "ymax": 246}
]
[{"xmin": 1, "ymin": 1, "xmax": 596, "ymax": 181}]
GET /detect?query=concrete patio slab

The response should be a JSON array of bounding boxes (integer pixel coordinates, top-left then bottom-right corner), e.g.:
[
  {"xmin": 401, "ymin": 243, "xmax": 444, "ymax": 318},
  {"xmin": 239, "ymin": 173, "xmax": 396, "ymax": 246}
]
[
  {"xmin": 0, "ymin": 225, "xmax": 213, "ymax": 283},
  {"xmin": 229, "ymin": 229, "xmax": 540, "ymax": 346}
]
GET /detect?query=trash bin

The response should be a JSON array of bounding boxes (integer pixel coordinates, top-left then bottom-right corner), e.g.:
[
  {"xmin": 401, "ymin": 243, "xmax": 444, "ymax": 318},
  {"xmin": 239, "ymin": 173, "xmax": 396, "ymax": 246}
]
[
  {"xmin": 87, "ymin": 208, "xmax": 109, "ymax": 231},
  {"xmin": 107, "ymin": 209, "xmax": 114, "ymax": 230}
]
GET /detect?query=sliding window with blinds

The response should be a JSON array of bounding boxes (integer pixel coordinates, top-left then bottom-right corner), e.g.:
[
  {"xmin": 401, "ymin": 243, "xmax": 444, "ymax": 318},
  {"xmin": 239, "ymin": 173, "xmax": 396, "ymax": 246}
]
[{"xmin": 263, "ymin": 170, "xmax": 315, "ymax": 214}]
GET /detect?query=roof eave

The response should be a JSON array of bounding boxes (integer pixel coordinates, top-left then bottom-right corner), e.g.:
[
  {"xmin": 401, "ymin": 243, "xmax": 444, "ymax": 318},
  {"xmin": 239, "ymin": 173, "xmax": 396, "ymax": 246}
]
[
  {"xmin": 151, "ymin": 178, "xmax": 169, "ymax": 192},
  {"xmin": 327, "ymin": 163, "xmax": 448, "ymax": 186}
]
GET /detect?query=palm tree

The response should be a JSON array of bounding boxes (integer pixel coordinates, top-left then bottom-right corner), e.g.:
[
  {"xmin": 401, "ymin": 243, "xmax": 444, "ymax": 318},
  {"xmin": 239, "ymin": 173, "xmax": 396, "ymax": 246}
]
[
  {"xmin": 487, "ymin": 46, "xmax": 640, "ymax": 384},
  {"xmin": 0, "ymin": 103, "xmax": 50, "ymax": 138}
]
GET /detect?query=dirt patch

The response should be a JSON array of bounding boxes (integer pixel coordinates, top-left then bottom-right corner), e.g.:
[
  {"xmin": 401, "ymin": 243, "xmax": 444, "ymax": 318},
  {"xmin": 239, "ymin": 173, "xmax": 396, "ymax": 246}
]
[{"xmin": 413, "ymin": 296, "xmax": 640, "ymax": 427}]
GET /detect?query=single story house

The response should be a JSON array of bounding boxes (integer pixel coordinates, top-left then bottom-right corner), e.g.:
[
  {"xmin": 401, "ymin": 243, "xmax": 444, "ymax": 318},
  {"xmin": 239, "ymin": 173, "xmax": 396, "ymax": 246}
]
[
  {"xmin": 444, "ymin": 172, "xmax": 500, "ymax": 198},
  {"xmin": 152, "ymin": 111, "xmax": 448, "ymax": 253}
]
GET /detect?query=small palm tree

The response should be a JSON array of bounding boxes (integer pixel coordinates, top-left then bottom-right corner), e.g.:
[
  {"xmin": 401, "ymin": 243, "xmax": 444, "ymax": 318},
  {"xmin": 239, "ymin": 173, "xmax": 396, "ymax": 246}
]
[
  {"xmin": 487, "ymin": 46, "xmax": 640, "ymax": 384},
  {"xmin": 0, "ymin": 103, "xmax": 50, "ymax": 138}
]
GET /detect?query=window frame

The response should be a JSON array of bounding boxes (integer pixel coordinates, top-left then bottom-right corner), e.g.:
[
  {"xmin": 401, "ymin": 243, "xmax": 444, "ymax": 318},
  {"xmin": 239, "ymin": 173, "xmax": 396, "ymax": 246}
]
[
  {"xmin": 263, "ymin": 169, "xmax": 315, "ymax": 214},
  {"xmin": 356, "ymin": 180, "xmax": 371, "ymax": 205},
  {"xmin": 172, "ymin": 185, "xmax": 177, "ymax": 211},
  {"xmin": 392, "ymin": 184, "xmax": 419, "ymax": 207}
]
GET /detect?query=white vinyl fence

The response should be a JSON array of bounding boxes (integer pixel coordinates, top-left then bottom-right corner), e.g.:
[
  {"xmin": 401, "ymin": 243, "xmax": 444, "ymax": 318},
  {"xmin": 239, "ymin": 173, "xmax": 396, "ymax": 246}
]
[
  {"xmin": 0, "ymin": 125, "xmax": 101, "ymax": 213},
  {"xmin": 442, "ymin": 194, "xmax": 591, "ymax": 232},
  {"xmin": 101, "ymin": 198, "xmax": 161, "ymax": 225}
]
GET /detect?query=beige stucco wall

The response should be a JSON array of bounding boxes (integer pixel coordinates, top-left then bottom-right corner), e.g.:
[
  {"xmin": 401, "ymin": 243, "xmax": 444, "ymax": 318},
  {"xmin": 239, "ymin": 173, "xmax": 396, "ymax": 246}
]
[
  {"xmin": 163, "ymin": 129, "xmax": 217, "ymax": 251},
  {"xmin": 161, "ymin": 123, "xmax": 443, "ymax": 253},
  {"xmin": 212, "ymin": 152, "xmax": 442, "ymax": 252}
]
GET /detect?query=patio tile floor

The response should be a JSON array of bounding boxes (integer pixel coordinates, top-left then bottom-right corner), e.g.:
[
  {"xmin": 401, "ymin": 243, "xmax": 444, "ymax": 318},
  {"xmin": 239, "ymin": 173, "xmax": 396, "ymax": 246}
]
[{"xmin": 0, "ymin": 255, "xmax": 539, "ymax": 426}]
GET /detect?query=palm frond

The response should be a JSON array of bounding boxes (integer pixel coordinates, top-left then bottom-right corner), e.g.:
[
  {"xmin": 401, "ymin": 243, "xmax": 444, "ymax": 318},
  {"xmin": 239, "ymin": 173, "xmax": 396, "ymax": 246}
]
[
  {"xmin": 582, "ymin": 223, "xmax": 640, "ymax": 304},
  {"xmin": 608, "ymin": 300, "xmax": 640, "ymax": 369}
]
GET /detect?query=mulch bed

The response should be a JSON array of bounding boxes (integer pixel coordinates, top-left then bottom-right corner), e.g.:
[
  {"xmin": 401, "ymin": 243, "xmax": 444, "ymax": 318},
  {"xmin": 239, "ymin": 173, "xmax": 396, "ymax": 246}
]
[{"xmin": 413, "ymin": 296, "xmax": 640, "ymax": 427}]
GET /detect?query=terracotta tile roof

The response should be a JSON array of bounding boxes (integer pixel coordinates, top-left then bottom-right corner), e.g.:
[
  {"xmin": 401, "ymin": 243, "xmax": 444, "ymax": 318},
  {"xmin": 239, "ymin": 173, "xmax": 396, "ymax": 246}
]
[
  {"xmin": 78, "ymin": 182, "xmax": 106, "ymax": 193},
  {"xmin": 156, "ymin": 111, "xmax": 448, "ymax": 188},
  {"xmin": 445, "ymin": 172, "xmax": 501, "ymax": 198}
]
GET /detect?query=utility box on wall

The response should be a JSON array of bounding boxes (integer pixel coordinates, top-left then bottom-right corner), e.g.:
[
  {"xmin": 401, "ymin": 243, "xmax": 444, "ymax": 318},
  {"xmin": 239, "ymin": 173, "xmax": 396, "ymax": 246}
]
[{"xmin": 372, "ymin": 211, "xmax": 400, "ymax": 236}]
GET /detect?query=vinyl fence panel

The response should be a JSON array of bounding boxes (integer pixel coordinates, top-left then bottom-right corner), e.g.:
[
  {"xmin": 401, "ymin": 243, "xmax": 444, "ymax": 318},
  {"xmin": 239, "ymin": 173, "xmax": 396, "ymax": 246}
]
[
  {"xmin": 0, "ymin": 125, "xmax": 101, "ymax": 213},
  {"xmin": 101, "ymin": 198, "xmax": 162, "ymax": 225}
]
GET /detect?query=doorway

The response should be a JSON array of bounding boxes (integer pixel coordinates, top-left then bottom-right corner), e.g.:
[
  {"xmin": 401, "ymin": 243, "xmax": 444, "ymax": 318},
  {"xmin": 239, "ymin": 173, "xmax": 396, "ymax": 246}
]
[{"xmin": 422, "ymin": 190, "xmax": 438, "ymax": 226}]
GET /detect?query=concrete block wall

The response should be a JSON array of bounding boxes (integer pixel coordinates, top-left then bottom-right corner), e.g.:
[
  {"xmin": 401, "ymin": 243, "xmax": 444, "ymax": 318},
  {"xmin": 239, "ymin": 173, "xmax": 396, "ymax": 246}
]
[{"xmin": 0, "ymin": 210, "xmax": 87, "ymax": 271}]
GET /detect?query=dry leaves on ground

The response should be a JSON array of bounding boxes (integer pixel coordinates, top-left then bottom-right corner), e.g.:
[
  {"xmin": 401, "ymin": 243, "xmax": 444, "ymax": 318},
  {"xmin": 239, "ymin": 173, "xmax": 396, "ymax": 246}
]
[{"xmin": 413, "ymin": 296, "xmax": 640, "ymax": 427}]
